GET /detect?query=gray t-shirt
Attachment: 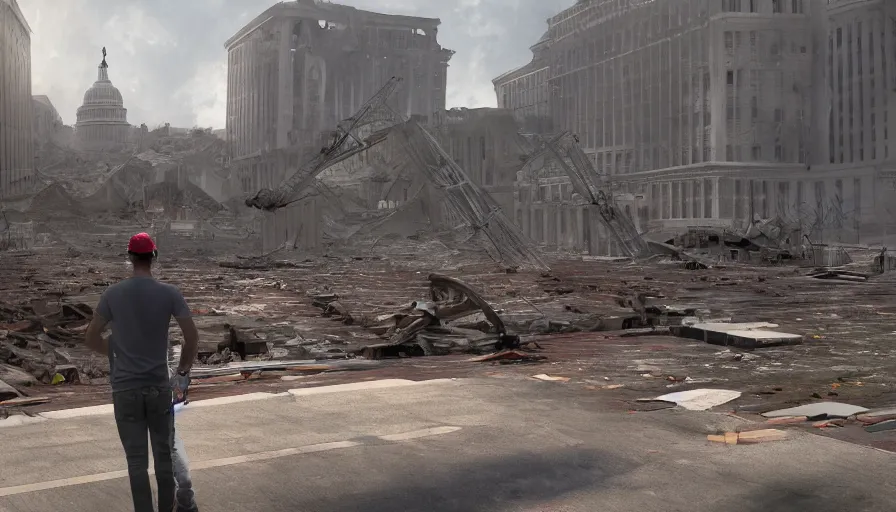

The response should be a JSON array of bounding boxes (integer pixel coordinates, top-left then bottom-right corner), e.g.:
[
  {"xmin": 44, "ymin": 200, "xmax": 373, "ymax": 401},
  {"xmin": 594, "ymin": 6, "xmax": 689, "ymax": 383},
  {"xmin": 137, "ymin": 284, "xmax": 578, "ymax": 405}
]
[{"xmin": 96, "ymin": 276, "xmax": 191, "ymax": 392}]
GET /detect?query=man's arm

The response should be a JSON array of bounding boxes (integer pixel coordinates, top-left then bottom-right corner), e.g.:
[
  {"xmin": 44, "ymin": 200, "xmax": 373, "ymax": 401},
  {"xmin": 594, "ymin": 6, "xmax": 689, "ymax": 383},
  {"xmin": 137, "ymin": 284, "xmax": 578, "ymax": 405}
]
[
  {"xmin": 85, "ymin": 293, "xmax": 112, "ymax": 355},
  {"xmin": 175, "ymin": 316, "xmax": 199, "ymax": 374},
  {"xmin": 85, "ymin": 315, "xmax": 110, "ymax": 355},
  {"xmin": 171, "ymin": 287, "xmax": 199, "ymax": 374}
]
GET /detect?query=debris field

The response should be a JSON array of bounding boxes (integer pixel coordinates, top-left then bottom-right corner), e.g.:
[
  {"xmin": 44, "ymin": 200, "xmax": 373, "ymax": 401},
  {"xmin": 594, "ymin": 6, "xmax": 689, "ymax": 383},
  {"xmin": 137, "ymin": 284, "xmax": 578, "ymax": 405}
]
[{"xmin": 2, "ymin": 237, "xmax": 896, "ymax": 453}]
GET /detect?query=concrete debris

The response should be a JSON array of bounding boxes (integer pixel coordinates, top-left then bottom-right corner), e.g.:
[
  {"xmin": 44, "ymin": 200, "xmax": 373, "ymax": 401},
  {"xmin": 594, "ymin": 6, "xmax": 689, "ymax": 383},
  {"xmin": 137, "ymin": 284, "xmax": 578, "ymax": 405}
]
[
  {"xmin": 671, "ymin": 322, "xmax": 803, "ymax": 349},
  {"xmin": 531, "ymin": 374, "xmax": 570, "ymax": 382},
  {"xmin": 189, "ymin": 360, "xmax": 381, "ymax": 382},
  {"xmin": 865, "ymin": 420, "xmax": 896, "ymax": 433},
  {"xmin": 806, "ymin": 268, "xmax": 869, "ymax": 282},
  {"xmin": 762, "ymin": 402, "xmax": 870, "ymax": 420},
  {"xmin": 652, "ymin": 389, "xmax": 742, "ymax": 411},
  {"xmin": 469, "ymin": 350, "xmax": 546, "ymax": 363},
  {"xmin": 309, "ymin": 273, "xmax": 528, "ymax": 360},
  {"xmin": 0, "ymin": 379, "xmax": 19, "ymax": 401},
  {"xmin": 855, "ymin": 408, "xmax": 896, "ymax": 424}
]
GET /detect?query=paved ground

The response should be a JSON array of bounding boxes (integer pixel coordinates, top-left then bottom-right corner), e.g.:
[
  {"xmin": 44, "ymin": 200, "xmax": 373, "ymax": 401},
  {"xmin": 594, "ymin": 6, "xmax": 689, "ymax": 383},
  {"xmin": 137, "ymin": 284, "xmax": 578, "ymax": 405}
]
[{"xmin": 1, "ymin": 378, "xmax": 895, "ymax": 512}]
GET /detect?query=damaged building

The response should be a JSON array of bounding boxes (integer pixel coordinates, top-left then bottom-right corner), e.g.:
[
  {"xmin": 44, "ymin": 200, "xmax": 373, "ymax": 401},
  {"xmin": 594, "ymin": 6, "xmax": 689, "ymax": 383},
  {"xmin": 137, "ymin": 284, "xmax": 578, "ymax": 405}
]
[
  {"xmin": 0, "ymin": 0, "xmax": 34, "ymax": 199},
  {"xmin": 225, "ymin": 0, "xmax": 453, "ymax": 252},
  {"xmin": 497, "ymin": 0, "xmax": 896, "ymax": 251},
  {"xmin": 492, "ymin": 30, "xmax": 554, "ymax": 134},
  {"xmin": 428, "ymin": 108, "xmax": 527, "ymax": 214}
]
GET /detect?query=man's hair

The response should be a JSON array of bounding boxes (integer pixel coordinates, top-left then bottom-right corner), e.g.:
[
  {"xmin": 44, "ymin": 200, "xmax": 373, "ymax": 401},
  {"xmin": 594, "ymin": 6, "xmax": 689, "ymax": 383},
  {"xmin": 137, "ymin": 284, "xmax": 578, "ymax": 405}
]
[{"xmin": 128, "ymin": 251, "xmax": 156, "ymax": 264}]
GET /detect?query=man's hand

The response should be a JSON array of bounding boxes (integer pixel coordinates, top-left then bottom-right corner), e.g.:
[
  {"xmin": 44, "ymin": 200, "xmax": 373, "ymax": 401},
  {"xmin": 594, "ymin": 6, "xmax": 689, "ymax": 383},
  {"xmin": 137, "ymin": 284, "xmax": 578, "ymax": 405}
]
[{"xmin": 171, "ymin": 371, "xmax": 190, "ymax": 405}]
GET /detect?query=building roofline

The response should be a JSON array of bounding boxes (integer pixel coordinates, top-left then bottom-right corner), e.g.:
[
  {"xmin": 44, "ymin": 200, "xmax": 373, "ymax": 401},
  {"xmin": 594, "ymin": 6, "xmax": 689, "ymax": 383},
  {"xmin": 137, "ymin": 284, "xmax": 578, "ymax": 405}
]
[
  {"xmin": 2, "ymin": 0, "xmax": 32, "ymax": 33},
  {"xmin": 225, "ymin": 1, "xmax": 441, "ymax": 49},
  {"xmin": 492, "ymin": 60, "xmax": 547, "ymax": 86}
]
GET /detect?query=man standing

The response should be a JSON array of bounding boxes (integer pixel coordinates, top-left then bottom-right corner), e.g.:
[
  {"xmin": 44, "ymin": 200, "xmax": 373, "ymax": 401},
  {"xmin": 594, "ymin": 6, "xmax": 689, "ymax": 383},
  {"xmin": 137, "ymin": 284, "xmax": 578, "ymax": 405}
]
[{"xmin": 85, "ymin": 233, "xmax": 199, "ymax": 512}]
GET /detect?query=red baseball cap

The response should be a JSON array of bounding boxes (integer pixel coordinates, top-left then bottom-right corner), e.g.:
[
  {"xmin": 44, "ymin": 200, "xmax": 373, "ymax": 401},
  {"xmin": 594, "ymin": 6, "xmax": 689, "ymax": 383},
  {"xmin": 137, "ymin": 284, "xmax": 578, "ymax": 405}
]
[{"xmin": 127, "ymin": 232, "xmax": 157, "ymax": 254}]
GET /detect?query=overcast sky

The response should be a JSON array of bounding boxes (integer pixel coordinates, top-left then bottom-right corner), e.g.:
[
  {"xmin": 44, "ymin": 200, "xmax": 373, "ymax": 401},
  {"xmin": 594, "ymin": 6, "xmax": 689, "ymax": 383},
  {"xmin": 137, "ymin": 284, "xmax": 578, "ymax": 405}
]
[{"xmin": 19, "ymin": 0, "xmax": 562, "ymax": 129}]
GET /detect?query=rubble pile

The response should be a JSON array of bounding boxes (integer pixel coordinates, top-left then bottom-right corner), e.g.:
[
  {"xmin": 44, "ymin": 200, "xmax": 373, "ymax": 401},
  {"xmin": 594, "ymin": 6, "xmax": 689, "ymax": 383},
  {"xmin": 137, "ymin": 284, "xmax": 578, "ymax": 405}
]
[
  {"xmin": 0, "ymin": 300, "xmax": 109, "ymax": 402},
  {"xmin": 308, "ymin": 273, "xmax": 527, "ymax": 359}
]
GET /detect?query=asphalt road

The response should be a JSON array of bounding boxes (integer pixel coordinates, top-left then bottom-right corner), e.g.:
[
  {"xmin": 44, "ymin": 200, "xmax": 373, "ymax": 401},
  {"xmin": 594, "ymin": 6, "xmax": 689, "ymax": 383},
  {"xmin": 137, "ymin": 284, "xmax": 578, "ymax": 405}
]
[{"xmin": 1, "ymin": 378, "xmax": 894, "ymax": 512}]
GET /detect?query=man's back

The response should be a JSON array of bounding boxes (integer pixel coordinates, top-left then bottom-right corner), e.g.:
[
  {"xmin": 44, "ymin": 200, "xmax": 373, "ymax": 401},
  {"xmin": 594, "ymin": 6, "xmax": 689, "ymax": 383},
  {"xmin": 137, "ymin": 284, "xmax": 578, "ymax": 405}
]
[{"xmin": 98, "ymin": 276, "xmax": 190, "ymax": 392}]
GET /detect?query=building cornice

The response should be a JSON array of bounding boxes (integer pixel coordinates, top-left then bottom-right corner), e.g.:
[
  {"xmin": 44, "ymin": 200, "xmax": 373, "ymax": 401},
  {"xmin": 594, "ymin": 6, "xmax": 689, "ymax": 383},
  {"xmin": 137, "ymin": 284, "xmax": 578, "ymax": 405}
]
[{"xmin": 225, "ymin": 2, "xmax": 441, "ymax": 50}]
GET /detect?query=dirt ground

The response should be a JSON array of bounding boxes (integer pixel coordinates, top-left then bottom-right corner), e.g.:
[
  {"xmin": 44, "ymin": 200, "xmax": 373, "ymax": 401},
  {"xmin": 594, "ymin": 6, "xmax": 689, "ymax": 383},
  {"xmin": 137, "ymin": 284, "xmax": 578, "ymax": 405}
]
[{"xmin": 2, "ymin": 234, "xmax": 895, "ymax": 450}]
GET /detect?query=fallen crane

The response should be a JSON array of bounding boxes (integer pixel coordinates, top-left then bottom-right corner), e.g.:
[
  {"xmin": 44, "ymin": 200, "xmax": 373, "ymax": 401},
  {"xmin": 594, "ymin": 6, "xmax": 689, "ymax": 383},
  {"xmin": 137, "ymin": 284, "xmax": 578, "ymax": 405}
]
[
  {"xmin": 245, "ymin": 77, "xmax": 404, "ymax": 211},
  {"xmin": 537, "ymin": 132, "xmax": 653, "ymax": 258},
  {"xmin": 245, "ymin": 77, "xmax": 546, "ymax": 270}
]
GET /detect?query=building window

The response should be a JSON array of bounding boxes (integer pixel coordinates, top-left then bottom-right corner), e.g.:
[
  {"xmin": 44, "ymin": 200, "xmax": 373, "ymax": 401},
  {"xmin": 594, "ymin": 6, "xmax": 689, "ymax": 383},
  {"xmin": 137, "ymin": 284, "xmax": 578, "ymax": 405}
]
[
  {"xmin": 772, "ymin": 0, "xmax": 782, "ymax": 13},
  {"xmin": 725, "ymin": 32, "xmax": 733, "ymax": 54},
  {"xmin": 792, "ymin": 0, "xmax": 803, "ymax": 14},
  {"xmin": 724, "ymin": 0, "xmax": 742, "ymax": 12},
  {"xmin": 749, "ymin": 0, "xmax": 756, "ymax": 12},
  {"xmin": 752, "ymin": 145, "xmax": 761, "ymax": 160},
  {"xmin": 775, "ymin": 144, "xmax": 783, "ymax": 161}
]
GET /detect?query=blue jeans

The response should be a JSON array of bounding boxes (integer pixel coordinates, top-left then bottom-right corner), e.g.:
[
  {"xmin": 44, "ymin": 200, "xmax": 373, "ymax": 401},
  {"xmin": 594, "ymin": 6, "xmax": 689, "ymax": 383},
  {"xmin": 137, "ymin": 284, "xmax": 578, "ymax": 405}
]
[
  {"xmin": 113, "ymin": 386, "xmax": 176, "ymax": 512},
  {"xmin": 171, "ymin": 427, "xmax": 197, "ymax": 511}
]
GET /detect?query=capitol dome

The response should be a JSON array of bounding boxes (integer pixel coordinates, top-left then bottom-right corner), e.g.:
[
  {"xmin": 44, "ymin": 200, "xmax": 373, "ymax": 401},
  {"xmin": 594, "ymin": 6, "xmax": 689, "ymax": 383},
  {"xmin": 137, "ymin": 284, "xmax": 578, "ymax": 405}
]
[{"xmin": 75, "ymin": 61, "xmax": 131, "ymax": 150}]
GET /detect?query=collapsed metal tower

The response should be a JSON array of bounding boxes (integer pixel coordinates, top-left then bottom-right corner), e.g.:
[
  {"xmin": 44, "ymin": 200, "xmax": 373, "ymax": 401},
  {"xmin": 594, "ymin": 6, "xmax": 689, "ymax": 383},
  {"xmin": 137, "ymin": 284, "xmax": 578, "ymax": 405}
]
[
  {"xmin": 533, "ymin": 132, "xmax": 652, "ymax": 258},
  {"xmin": 245, "ymin": 77, "xmax": 546, "ymax": 270}
]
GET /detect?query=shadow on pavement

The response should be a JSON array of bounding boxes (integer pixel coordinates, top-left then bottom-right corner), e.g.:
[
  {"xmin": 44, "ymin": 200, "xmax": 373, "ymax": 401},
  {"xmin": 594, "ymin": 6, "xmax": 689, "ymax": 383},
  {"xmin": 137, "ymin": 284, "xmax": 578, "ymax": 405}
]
[
  {"xmin": 710, "ymin": 481, "xmax": 889, "ymax": 512},
  {"xmin": 237, "ymin": 445, "xmax": 637, "ymax": 512}
]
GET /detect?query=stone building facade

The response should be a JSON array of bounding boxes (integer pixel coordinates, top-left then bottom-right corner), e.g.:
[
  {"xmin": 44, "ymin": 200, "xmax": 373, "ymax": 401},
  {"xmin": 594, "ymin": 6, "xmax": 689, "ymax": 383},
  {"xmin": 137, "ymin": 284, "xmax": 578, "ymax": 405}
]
[
  {"xmin": 497, "ymin": 0, "xmax": 896, "ymax": 251},
  {"xmin": 224, "ymin": 0, "xmax": 452, "ymax": 252},
  {"xmin": 32, "ymin": 95, "xmax": 62, "ymax": 144},
  {"xmin": 428, "ymin": 108, "xmax": 526, "ymax": 214},
  {"xmin": 492, "ymin": 31, "xmax": 553, "ymax": 134},
  {"xmin": 0, "ymin": 0, "xmax": 33, "ymax": 198},
  {"xmin": 75, "ymin": 61, "xmax": 131, "ymax": 151}
]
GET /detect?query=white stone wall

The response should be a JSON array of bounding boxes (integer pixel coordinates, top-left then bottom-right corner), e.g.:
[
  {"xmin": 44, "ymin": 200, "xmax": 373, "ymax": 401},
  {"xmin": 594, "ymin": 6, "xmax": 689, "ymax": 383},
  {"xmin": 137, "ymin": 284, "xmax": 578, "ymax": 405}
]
[{"xmin": 0, "ymin": 0, "xmax": 34, "ymax": 198}]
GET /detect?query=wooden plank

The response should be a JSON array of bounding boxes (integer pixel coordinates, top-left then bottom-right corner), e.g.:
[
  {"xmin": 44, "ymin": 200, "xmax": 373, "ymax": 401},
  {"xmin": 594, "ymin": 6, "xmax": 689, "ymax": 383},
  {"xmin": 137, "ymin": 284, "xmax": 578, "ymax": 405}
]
[{"xmin": 0, "ymin": 396, "xmax": 49, "ymax": 407}]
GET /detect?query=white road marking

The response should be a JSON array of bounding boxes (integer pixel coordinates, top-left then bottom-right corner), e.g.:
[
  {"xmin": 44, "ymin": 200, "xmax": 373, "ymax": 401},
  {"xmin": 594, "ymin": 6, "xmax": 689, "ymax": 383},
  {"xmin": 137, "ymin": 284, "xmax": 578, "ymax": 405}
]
[
  {"xmin": 0, "ymin": 426, "xmax": 462, "ymax": 497},
  {"xmin": 378, "ymin": 426, "xmax": 462, "ymax": 441}
]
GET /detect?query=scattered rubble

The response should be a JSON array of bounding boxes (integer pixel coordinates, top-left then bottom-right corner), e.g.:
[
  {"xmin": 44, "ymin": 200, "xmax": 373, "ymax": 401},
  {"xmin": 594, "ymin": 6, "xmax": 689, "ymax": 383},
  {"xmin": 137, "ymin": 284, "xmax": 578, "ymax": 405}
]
[
  {"xmin": 309, "ymin": 273, "xmax": 528, "ymax": 360},
  {"xmin": 762, "ymin": 402, "xmax": 870, "ymax": 420}
]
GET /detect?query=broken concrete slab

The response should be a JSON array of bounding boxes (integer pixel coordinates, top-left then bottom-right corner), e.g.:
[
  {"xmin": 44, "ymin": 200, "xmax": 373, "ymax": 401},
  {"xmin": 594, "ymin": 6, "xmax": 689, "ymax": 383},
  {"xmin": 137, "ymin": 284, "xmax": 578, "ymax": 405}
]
[
  {"xmin": 671, "ymin": 322, "xmax": 802, "ymax": 349},
  {"xmin": 0, "ymin": 364, "xmax": 37, "ymax": 388},
  {"xmin": 855, "ymin": 407, "xmax": 896, "ymax": 425},
  {"xmin": 0, "ymin": 379, "xmax": 19, "ymax": 401},
  {"xmin": 531, "ymin": 374, "xmax": 570, "ymax": 382},
  {"xmin": 865, "ymin": 420, "xmax": 896, "ymax": 433},
  {"xmin": 762, "ymin": 401, "xmax": 869, "ymax": 420},
  {"xmin": 653, "ymin": 389, "xmax": 742, "ymax": 411}
]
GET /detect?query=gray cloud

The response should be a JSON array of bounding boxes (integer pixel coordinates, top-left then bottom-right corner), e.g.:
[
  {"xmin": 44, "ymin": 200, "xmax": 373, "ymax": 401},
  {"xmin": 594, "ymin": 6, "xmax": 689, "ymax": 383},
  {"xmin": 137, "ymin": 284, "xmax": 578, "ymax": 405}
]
[{"xmin": 20, "ymin": 0, "xmax": 565, "ymax": 129}]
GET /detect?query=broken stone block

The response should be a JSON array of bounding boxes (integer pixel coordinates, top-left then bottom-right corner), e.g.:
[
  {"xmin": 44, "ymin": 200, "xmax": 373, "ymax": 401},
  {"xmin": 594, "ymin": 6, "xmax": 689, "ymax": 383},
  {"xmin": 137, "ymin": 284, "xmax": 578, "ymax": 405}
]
[
  {"xmin": 0, "ymin": 379, "xmax": 20, "ymax": 401},
  {"xmin": 671, "ymin": 322, "xmax": 803, "ymax": 349},
  {"xmin": 0, "ymin": 363, "xmax": 37, "ymax": 387}
]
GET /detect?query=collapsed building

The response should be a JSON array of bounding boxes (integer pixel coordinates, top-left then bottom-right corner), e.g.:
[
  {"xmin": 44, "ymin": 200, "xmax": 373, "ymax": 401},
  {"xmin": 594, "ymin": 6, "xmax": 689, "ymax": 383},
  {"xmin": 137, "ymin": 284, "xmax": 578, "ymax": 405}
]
[{"xmin": 224, "ymin": 0, "xmax": 453, "ymax": 252}]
